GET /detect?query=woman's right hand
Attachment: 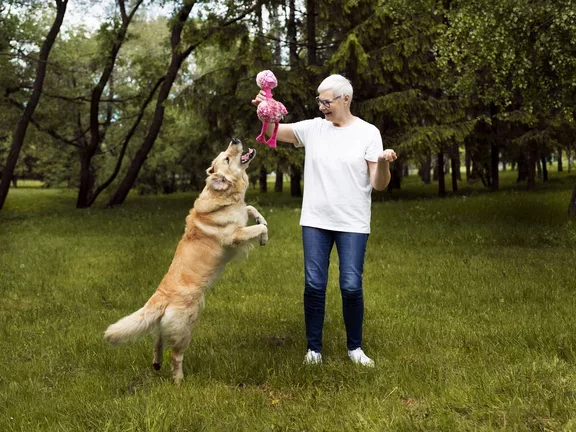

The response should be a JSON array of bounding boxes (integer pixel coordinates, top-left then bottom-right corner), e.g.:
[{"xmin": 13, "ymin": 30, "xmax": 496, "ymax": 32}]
[{"xmin": 251, "ymin": 90, "xmax": 267, "ymax": 107}]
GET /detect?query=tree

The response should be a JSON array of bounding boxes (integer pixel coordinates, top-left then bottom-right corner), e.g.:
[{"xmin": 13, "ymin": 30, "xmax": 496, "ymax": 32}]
[
  {"xmin": 107, "ymin": 1, "xmax": 258, "ymax": 207},
  {"xmin": 3, "ymin": 0, "xmax": 573, "ymax": 209},
  {"xmin": 0, "ymin": 0, "xmax": 68, "ymax": 210},
  {"xmin": 436, "ymin": 0, "xmax": 576, "ymax": 194},
  {"xmin": 331, "ymin": 0, "xmax": 474, "ymax": 196},
  {"xmin": 75, "ymin": 0, "xmax": 145, "ymax": 208}
]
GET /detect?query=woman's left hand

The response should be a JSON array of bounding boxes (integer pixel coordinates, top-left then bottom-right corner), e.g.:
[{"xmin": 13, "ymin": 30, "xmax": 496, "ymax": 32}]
[{"xmin": 378, "ymin": 149, "xmax": 397, "ymax": 163}]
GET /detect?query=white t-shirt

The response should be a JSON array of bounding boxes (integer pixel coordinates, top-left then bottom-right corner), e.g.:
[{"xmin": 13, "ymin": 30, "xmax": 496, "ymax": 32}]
[{"xmin": 292, "ymin": 117, "xmax": 383, "ymax": 234}]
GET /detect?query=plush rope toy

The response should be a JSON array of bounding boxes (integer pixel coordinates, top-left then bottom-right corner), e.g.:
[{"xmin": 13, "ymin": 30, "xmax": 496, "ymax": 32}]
[{"xmin": 255, "ymin": 70, "xmax": 287, "ymax": 148}]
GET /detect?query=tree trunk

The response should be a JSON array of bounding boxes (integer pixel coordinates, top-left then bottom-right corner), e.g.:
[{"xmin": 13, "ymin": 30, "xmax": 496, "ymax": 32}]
[
  {"xmin": 388, "ymin": 159, "xmax": 402, "ymax": 191},
  {"xmin": 290, "ymin": 163, "xmax": 302, "ymax": 197},
  {"xmin": 526, "ymin": 151, "xmax": 537, "ymax": 191},
  {"xmin": 0, "ymin": 0, "xmax": 68, "ymax": 210},
  {"xmin": 490, "ymin": 143, "xmax": 499, "ymax": 191},
  {"xmin": 456, "ymin": 159, "xmax": 461, "ymax": 180},
  {"xmin": 419, "ymin": 153, "xmax": 431, "ymax": 184},
  {"xmin": 287, "ymin": 0, "xmax": 300, "ymax": 198},
  {"xmin": 451, "ymin": 154, "xmax": 458, "ymax": 192},
  {"xmin": 569, "ymin": 178, "xmax": 576, "ymax": 216},
  {"xmin": 437, "ymin": 151, "xmax": 446, "ymax": 197},
  {"xmin": 75, "ymin": 147, "xmax": 94, "ymax": 204},
  {"xmin": 288, "ymin": 0, "xmax": 298, "ymax": 65},
  {"xmin": 558, "ymin": 148, "xmax": 563, "ymax": 172},
  {"xmin": 541, "ymin": 156, "xmax": 548, "ymax": 182},
  {"xmin": 270, "ymin": 5, "xmax": 282, "ymax": 63},
  {"xmin": 78, "ymin": 151, "xmax": 94, "ymax": 206},
  {"xmin": 517, "ymin": 153, "xmax": 528, "ymax": 182},
  {"xmin": 568, "ymin": 146, "xmax": 572, "ymax": 173},
  {"xmin": 451, "ymin": 143, "xmax": 461, "ymax": 181},
  {"xmin": 259, "ymin": 165, "xmax": 267, "ymax": 193},
  {"xmin": 275, "ymin": 164, "xmax": 283, "ymax": 192},
  {"xmin": 107, "ymin": 2, "xmax": 195, "ymax": 207},
  {"xmin": 465, "ymin": 144, "xmax": 471, "ymax": 182},
  {"xmin": 306, "ymin": 0, "xmax": 317, "ymax": 66}
]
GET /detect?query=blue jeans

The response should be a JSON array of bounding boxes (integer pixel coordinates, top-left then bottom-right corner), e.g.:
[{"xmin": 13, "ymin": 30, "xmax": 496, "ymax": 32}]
[{"xmin": 302, "ymin": 226, "xmax": 369, "ymax": 352}]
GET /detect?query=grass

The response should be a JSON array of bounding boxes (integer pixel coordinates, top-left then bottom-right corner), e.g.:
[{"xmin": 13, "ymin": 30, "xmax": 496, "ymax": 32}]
[{"xmin": 1, "ymin": 171, "xmax": 576, "ymax": 431}]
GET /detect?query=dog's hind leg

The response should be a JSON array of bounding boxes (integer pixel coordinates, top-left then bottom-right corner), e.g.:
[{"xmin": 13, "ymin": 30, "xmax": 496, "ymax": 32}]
[
  {"xmin": 153, "ymin": 334, "xmax": 163, "ymax": 370},
  {"xmin": 170, "ymin": 335, "xmax": 191, "ymax": 385},
  {"xmin": 161, "ymin": 305, "xmax": 199, "ymax": 384}
]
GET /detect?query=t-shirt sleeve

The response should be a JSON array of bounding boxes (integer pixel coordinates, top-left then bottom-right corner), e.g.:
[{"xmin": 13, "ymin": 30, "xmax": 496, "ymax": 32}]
[
  {"xmin": 364, "ymin": 126, "xmax": 384, "ymax": 162},
  {"xmin": 291, "ymin": 118, "xmax": 320, "ymax": 148}
]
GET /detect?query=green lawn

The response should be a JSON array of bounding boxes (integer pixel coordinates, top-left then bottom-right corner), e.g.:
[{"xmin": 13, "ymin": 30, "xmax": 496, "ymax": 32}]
[{"xmin": 1, "ymin": 172, "xmax": 576, "ymax": 431}]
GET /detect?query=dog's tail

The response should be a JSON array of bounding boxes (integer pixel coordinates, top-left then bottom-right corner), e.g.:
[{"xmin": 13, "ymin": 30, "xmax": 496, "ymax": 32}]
[{"xmin": 104, "ymin": 293, "xmax": 166, "ymax": 345}]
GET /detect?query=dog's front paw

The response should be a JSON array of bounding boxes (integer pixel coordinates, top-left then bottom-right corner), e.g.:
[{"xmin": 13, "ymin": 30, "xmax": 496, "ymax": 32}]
[
  {"xmin": 259, "ymin": 225, "xmax": 268, "ymax": 246},
  {"xmin": 256, "ymin": 215, "xmax": 268, "ymax": 226}
]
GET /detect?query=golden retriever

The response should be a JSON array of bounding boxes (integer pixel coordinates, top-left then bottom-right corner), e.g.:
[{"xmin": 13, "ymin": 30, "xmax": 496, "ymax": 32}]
[{"xmin": 104, "ymin": 138, "xmax": 268, "ymax": 384}]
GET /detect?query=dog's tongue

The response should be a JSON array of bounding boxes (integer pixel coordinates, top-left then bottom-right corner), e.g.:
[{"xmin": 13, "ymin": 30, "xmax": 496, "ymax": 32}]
[{"xmin": 241, "ymin": 149, "xmax": 253, "ymax": 163}]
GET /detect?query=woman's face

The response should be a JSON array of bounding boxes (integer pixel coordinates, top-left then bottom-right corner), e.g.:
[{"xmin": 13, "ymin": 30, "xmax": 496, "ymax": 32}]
[{"xmin": 317, "ymin": 89, "xmax": 349, "ymax": 123}]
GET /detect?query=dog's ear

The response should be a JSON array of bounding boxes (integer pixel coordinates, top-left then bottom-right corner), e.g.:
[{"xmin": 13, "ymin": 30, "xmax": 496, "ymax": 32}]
[{"xmin": 209, "ymin": 176, "xmax": 229, "ymax": 191}]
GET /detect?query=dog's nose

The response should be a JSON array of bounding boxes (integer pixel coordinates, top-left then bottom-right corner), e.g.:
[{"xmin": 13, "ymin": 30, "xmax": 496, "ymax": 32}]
[{"xmin": 231, "ymin": 137, "xmax": 242, "ymax": 145}]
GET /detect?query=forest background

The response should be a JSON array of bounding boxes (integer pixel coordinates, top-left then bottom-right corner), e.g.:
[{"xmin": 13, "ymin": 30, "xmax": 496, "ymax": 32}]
[{"xmin": 1, "ymin": 0, "xmax": 576, "ymax": 211}]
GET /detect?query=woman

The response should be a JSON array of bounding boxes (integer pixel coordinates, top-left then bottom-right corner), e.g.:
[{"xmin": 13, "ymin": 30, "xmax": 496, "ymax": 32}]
[{"xmin": 252, "ymin": 74, "xmax": 397, "ymax": 366}]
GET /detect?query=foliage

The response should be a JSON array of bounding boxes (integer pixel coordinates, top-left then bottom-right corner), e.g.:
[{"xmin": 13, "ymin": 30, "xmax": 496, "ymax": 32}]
[
  {"xmin": 1, "ymin": 0, "xmax": 575, "ymax": 206},
  {"xmin": 436, "ymin": 0, "xmax": 576, "ymax": 117}
]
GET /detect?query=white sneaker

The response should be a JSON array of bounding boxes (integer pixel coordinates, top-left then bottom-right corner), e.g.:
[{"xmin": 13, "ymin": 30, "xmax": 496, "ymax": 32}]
[
  {"xmin": 348, "ymin": 348, "xmax": 375, "ymax": 367},
  {"xmin": 303, "ymin": 350, "xmax": 322, "ymax": 365}
]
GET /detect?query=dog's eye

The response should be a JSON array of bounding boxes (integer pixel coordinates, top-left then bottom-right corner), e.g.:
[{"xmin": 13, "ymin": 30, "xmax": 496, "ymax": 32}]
[{"xmin": 225, "ymin": 157, "xmax": 230, "ymax": 164}]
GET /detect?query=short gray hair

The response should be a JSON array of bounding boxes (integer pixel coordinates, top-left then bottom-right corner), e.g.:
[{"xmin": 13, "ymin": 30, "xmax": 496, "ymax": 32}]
[{"xmin": 317, "ymin": 74, "xmax": 353, "ymax": 102}]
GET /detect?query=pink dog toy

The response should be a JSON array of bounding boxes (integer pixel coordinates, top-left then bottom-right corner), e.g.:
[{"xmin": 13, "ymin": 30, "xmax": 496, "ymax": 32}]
[{"xmin": 256, "ymin": 70, "xmax": 287, "ymax": 148}]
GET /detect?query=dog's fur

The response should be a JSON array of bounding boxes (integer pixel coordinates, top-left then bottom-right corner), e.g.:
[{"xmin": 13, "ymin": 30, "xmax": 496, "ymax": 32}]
[{"xmin": 104, "ymin": 138, "xmax": 268, "ymax": 384}]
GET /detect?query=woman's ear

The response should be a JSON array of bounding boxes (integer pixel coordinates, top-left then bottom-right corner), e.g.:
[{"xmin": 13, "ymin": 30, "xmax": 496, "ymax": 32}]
[{"xmin": 206, "ymin": 165, "xmax": 215, "ymax": 175}]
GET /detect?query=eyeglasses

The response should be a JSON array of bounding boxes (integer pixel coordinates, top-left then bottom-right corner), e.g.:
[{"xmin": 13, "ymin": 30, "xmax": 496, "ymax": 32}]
[{"xmin": 315, "ymin": 95, "xmax": 341, "ymax": 108}]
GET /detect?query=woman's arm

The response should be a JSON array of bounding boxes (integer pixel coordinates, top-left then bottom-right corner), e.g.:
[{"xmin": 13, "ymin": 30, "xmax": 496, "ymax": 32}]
[{"xmin": 367, "ymin": 149, "xmax": 397, "ymax": 191}]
